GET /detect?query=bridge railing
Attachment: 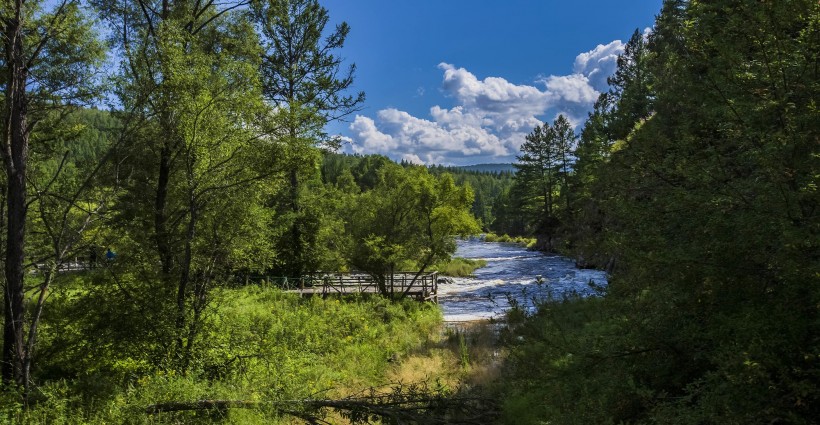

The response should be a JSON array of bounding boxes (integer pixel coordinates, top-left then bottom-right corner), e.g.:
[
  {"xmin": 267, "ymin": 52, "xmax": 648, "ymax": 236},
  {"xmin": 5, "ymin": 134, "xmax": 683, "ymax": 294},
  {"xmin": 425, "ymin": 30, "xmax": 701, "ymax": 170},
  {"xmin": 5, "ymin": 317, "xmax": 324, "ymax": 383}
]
[{"xmin": 240, "ymin": 271, "xmax": 439, "ymax": 301}]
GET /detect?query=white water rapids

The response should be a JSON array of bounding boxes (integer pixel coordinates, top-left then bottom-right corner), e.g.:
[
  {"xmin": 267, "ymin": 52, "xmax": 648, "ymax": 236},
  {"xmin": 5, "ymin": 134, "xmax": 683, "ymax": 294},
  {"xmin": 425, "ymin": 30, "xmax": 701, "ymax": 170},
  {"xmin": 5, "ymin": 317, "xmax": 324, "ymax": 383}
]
[{"xmin": 438, "ymin": 238, "xmax": 608, "ymax": 322}]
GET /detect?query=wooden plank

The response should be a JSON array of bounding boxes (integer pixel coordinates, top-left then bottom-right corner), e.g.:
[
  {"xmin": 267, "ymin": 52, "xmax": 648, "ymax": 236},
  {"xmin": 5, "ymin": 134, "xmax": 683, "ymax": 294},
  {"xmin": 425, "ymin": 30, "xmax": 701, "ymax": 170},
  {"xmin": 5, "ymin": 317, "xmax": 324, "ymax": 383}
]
[{"xmin": 283, "ymin": 271, "xmax": 438, "ymax": 303}]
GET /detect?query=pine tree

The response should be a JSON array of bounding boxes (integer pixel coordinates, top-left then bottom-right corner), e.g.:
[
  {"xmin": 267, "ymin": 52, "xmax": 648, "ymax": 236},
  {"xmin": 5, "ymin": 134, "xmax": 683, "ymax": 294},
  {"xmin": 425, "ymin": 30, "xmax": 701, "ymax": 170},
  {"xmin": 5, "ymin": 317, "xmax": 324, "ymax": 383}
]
[
  {"xmin": 251, "ymin": 0, "xmax": 364, "ymax": 277},
  {"xmin": 513, "ymin": 115, "xmax": 575, "ymax": 250}
]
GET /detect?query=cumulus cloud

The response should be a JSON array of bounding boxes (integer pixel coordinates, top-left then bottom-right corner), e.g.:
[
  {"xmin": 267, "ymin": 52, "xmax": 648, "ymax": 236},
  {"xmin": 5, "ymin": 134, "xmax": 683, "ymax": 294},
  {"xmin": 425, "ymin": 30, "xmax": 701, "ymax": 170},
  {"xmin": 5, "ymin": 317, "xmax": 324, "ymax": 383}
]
[
  {"xmin": 439, "ymin": 63, "xmax": 551, "ymax": 116},
  {"xmin": 349, "ymin": 116, "xmax": 395, "ymax": 153},
  {"xmin": 347, "ymin": 40, "xmax": 626, "ymax": 165},
  {"xmin": 401, "ymin": 153, "xmax": 424, "ymax": 164},
  {"xmin": 572, "ymin": 40, "xmax": 623, "ymax": 91},
  {"xmin": 542, "ymin": 74, "xmax": 599, "ymax": 104}
]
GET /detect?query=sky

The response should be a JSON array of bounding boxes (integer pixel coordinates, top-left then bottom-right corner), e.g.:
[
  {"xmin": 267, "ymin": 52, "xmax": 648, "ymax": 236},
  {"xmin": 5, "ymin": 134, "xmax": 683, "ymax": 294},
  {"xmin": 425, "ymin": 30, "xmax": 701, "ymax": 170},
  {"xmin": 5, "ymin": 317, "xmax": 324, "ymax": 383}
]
[{"xmin": 320, "ymin": 0, "xmax": 663, "ymax": 166}]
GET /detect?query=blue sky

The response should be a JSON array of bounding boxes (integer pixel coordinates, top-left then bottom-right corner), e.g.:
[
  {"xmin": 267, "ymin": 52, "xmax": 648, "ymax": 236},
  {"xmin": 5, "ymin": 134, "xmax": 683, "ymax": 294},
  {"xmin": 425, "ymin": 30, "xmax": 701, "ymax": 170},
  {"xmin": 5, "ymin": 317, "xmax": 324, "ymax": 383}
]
[{"xmin": 322, "ymin": 1, "xmax": 662, "ymax": 165}]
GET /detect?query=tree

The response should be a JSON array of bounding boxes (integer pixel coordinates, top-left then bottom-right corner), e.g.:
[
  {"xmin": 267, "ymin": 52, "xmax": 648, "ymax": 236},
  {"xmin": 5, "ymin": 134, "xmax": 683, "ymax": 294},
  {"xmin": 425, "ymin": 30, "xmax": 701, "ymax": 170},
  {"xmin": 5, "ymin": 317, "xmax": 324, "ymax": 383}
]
[
  {"xmin": 251, "ymin": 0, "xmax": 364, "ymax": 277},
  {"xmin": 1, "ymin": 0, "xmax": 104, "ymax": 389},
  {"xmin": 569, "ymin": 27, "xmax": 652, "ymax": 268},
  {"xmin": 347, "ymin": 164, "xmax": 478, "ymax": 297},
  {"xmin": 93, "ymin": 0, "xmax": 270, "ymax": 372},
  {"xmin": 513, "ymin": 115, "xmax": 575, "ymax": 250},
  {"xmin": 552, "ymin": 115, "xmax": 576, "ymax": 227},
  {"xmin": 503, "ymin": 0, "xmax": 820, "ymax": 422}
]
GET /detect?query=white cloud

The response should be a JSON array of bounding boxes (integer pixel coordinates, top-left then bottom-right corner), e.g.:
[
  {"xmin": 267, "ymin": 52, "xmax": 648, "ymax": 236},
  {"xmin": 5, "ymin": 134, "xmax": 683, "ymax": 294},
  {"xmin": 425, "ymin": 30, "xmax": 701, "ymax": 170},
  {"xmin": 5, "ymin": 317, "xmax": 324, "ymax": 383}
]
[
  {"xmin": 375, "ymin": 108, "xmax": 506, "ymax": 157},
  {"xmin": 543, "ymin": 74, "xmax": 599, "ymax": 104},
  {"xmin": 439, "ymin": 63, "xmax": 551, "ymax": 116},
  {"xmin": 572, "ymin": 40, "xmax": 623, "ymax": 91},
  {"xmin": 349, "ymin": 116, "xmax": 395, "ymax": 153},
  {"xmin": 347, "ymin": 40, "xmax": 627, "ymax": 165},
  {"xmin": 401, "ymin": 153, "xmax": 424, "ymax": 164}
]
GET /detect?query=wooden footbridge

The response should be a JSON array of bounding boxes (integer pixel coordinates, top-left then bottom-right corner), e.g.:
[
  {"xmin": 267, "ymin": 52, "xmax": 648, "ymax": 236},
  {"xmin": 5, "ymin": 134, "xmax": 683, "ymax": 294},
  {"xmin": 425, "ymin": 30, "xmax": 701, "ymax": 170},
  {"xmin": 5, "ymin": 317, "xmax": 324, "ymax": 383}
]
[{"xmin": 249, "ymin": 272, "xmax": 440, "ymax": 303}]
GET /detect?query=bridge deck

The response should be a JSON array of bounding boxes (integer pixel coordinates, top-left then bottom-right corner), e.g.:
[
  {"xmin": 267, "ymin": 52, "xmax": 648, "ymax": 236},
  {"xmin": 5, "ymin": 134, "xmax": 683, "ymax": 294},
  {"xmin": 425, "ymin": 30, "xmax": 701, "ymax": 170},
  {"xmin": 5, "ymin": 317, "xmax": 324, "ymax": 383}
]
[{"xmin": 282, "ymin": 272, "xmax": 439, "ymax": 302}]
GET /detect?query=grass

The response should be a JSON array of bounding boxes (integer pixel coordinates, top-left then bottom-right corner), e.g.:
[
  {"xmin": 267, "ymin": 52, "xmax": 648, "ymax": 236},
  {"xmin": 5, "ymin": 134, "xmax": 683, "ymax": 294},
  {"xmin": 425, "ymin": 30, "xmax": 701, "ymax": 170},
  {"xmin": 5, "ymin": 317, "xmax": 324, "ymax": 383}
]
[
  {"xmin": 381, "ymin": 320, "xmax": 507, "ymax": 401},
  {"xmin": 13, "ymin": 286, "xmax": 447, "ymax": 424},
  {"xmin": 435, "ymin": 257, "xmax": 488, "ymax": 277},
  {"xmin": 483, "ymin": 232, "xmax": 537, "ymax": 249},
  {"xmin": 10, "ymin": 271, "xmax": 511, "ymax": 424}
]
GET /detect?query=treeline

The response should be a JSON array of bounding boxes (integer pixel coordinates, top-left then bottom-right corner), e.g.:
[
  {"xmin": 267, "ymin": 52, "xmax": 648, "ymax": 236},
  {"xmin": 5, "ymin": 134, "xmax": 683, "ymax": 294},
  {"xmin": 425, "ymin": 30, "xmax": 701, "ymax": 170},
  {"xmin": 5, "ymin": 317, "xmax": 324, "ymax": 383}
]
[
  {"xmin": 0, "ymin": 0, "xmax": 479, "ymax": 415},
  {"xmin": 501, "ymin": 1, "xmax": 819, "ymax": 424},
  {"xmin": 323, "ymin": 153, "xmax": 517, "ymax": 232},
  {"xmin": 426, "ymin": 163, "xmax": 514, "ymax": 230}
]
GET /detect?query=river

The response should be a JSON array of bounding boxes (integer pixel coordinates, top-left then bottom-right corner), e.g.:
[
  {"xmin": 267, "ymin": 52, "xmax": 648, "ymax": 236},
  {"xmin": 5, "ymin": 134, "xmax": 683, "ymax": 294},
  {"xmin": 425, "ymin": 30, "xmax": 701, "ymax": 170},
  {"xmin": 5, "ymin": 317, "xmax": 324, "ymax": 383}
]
[{"xmin": 438, "ymin": 238, "xmax": 608, "ymax": 322}]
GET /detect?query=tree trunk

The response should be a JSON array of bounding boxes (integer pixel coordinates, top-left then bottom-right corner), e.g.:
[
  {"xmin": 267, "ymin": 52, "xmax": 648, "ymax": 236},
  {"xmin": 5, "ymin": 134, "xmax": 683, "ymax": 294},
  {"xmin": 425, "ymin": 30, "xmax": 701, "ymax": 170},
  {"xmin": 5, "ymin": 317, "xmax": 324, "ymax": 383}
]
[
  {"xmin": 288, "ymin": 162, "xmax": 302, "ymax": 278},
  {"xmin": 155, "ymin": 145, "xmax": 173, "ymax": 276},
  {"xmin": 175, "ymin": 190, "xmax": 198, "ymax": 370},
  {"xmin": 23, "ymin": 269, "xmax": 53, "ymax": 400},
  {"xmin": 2, "ymin": 2, "xmax": 29, "ymax": 387}
]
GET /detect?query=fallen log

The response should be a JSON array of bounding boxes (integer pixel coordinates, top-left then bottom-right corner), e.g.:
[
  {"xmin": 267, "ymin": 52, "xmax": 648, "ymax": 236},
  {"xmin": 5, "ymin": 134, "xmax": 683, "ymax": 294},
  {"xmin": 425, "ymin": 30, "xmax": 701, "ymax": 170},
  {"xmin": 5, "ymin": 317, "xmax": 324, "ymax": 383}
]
[{"xmin": 145, "ymin": 394, "xmax": 498, "ymax": 424}]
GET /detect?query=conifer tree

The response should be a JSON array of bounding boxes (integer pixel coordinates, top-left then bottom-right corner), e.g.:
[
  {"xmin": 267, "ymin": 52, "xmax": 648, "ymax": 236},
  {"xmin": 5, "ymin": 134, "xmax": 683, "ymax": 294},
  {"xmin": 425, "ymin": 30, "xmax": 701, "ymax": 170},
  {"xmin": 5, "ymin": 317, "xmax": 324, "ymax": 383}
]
[
  {"xmin": 251, "ymin": 0, "xmax": 364, "ymax": 277},
  {"xmin": 513, "ymin": 115, "xmax": 575, "ymax": 250}
]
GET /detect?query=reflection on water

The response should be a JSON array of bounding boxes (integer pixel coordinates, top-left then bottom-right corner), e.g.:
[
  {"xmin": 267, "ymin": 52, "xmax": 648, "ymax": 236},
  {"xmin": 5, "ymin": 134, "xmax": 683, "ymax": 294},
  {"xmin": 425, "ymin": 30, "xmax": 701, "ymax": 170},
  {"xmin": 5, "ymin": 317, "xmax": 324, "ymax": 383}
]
[{"xmin": 439, "ymin": 238, "xmax": 608, "ymax": 322}]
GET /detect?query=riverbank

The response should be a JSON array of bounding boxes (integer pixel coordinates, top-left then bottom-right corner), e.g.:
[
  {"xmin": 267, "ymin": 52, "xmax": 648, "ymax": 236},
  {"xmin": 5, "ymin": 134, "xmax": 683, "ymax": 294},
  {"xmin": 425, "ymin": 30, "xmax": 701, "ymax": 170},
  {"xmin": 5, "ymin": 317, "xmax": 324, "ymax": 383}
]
[{"xmin": 11, "ymin": 239, "xmax": 605, "ymax": 424}]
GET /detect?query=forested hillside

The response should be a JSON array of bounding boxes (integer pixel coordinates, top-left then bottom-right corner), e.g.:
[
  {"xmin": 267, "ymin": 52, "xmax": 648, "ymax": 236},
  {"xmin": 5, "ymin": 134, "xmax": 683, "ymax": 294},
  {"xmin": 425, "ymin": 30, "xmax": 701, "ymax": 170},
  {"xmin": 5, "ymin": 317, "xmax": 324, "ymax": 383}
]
[{"xmin": 501, "ymin": 1, "xmax": 820, "ymax": 423}]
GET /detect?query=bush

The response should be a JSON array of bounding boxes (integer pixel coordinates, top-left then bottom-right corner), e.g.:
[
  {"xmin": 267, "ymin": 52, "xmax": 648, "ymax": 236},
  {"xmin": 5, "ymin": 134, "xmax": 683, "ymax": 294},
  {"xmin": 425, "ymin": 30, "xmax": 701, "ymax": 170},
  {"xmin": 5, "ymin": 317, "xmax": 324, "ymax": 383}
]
[{"xmin": 499, "ymin": 294, "xmax": 643, "ymax": 425}]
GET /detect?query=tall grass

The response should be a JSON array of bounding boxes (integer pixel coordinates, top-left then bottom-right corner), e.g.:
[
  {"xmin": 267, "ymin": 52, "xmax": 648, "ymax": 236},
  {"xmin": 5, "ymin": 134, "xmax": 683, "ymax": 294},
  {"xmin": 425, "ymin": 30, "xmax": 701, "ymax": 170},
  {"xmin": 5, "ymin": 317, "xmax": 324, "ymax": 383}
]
[
  {"xmin": 12, "ymin": 287, "xmax": 443, "ymax": 424},
  {"xmin": 483, "ymin": 233, "xmax": 536, "ymax": 248},
  {"xmin": 435, "ymin": 257, "xmax": 488, "ymax": 277}
]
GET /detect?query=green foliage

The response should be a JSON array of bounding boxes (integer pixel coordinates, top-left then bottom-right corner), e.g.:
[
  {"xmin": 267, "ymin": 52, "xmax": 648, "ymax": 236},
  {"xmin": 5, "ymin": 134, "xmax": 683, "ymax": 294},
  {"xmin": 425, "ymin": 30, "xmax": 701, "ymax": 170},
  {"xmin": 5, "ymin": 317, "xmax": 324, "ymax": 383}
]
[
  {"xmin": 510, "ymin": 115, "xmax": 576, "ymax": 250},
  {"xmin": 97, "ymin": 2, "xmax": 274, "ymax": 374},
  {"xmin": 503, "ymin": 1, "xmax": 820, "ymax": 423},
  {"xmin": 252, "ymin": 0, "xmax": 365, "ymax": 277},
  {"xmin": 346, "ymin": 163, "xmax": 480, "ymax": 294},
  {"xmin": 2, "ymin": 0, "xmax": 486, "ymax": 419},
  {"xmin": 483, "ymin": 233, "xmax": 536, "ymax": 248},
  {"xmin": 12, "ymin": 0, "xmax": 819, "ymax": 423},
  {"xmin": 19, "ymin": 286, "xmax": 441, "ymax": 424},
  {"xmin": 326, "ymin": 153, "xmax": 515, "ymax": 232},
  {"xmin": 429, "ymin": 165, "xmax": 515, "ymax": 231},
  {"xmin": 1, "ymin": 0, "xmax": 107, "ymax": 390}
]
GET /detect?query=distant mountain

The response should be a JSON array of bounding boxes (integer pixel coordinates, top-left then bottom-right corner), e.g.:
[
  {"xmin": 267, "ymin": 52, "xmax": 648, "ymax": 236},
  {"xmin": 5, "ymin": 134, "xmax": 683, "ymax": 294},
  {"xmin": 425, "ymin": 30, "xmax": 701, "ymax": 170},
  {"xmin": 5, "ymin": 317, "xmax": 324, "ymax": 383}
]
[{"xmin": 456, "ymin": 163, "xmax": 516, "ymax": 174}]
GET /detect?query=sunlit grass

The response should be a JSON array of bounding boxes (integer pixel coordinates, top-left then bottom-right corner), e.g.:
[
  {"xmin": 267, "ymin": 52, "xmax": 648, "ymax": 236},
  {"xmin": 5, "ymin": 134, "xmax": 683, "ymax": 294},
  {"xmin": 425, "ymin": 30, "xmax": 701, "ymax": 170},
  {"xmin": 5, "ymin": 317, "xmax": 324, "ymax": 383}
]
[
  {"xmin": 483, "ymin": 232, "xmax": 537, "ymax": 248},
  {"xmin": 435, "ymin": 257, "xmax": 488, "ymax": 277}
]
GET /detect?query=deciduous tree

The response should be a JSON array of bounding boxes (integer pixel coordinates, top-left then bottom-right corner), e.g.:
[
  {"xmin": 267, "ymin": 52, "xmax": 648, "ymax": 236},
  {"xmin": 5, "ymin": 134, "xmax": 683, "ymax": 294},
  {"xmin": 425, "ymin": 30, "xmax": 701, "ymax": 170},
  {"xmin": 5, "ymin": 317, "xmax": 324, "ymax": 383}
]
[
  {"xmin": 94, "ymin": 0, "xmax": 270, "ymax": 371},
  {"xmin": 1, "ymin": 0, "xmax": 104, "ymax": 389},
  {"xmin": 347, "ymin": 164, "xmax": 478, "ymax": 297}
]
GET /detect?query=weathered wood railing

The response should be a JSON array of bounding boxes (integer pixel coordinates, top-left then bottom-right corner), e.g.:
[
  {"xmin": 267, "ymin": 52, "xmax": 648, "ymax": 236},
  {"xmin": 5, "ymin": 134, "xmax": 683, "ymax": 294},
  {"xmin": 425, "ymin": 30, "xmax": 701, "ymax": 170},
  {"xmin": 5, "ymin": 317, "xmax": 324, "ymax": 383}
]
[{"xmin": 245, "ymin": 272, "xmax": 439, "ymax": 302}]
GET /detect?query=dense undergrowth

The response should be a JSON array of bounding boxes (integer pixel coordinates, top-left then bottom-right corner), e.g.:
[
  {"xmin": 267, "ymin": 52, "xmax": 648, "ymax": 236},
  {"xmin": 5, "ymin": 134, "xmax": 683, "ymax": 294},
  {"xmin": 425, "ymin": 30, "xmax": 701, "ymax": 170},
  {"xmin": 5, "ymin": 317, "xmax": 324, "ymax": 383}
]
[{"xmin": 2, "ymin": 286, "xmax": 444, "ymax": 424}]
